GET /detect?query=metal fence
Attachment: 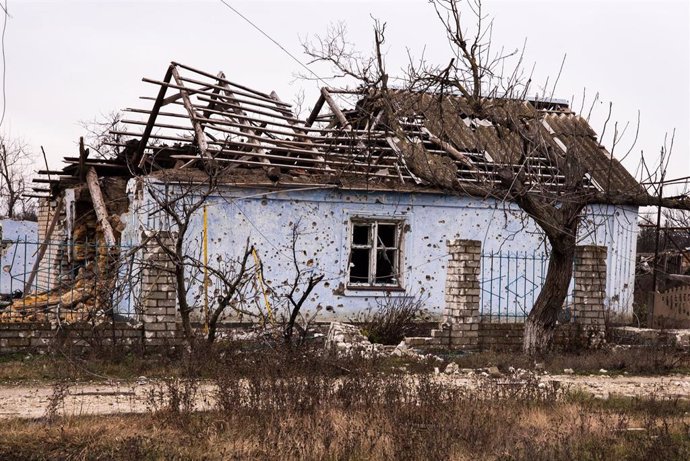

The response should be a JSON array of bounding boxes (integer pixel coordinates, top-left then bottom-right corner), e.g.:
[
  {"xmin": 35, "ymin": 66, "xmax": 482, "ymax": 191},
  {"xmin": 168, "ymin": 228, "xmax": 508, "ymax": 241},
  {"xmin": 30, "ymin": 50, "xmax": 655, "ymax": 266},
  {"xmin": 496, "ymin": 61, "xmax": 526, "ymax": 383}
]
[
  {"xmin": 0, "ymin": 238, "xmax": 137, "ymax": 323},
  {"xmin": 480, "ymin": 250, "xmax": 573, "ymax": 322}
]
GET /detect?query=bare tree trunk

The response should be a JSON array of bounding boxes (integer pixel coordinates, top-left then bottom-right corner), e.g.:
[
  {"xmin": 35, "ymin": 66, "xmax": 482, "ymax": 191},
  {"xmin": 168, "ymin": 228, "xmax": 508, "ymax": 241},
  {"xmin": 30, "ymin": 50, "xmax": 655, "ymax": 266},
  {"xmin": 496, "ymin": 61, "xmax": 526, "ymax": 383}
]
[
  {"xmin": 174, "ymin": 236, "xmax": 194, "ymax": 344},
  {"xmin": 175, "ymin": 267, "xmax": 194, "ymax": 342},
  {"xmin": 523, "ymin": 241, "xmax": 575, "ymax": 355}
]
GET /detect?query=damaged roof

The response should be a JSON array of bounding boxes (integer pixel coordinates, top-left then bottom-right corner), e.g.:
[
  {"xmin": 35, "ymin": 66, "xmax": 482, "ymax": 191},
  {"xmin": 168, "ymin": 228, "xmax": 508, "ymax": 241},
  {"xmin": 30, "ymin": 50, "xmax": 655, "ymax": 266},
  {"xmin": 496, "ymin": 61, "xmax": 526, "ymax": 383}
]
[{"xmin": 33, "ymin": 62, "xmax": 644, "ymax": 200}]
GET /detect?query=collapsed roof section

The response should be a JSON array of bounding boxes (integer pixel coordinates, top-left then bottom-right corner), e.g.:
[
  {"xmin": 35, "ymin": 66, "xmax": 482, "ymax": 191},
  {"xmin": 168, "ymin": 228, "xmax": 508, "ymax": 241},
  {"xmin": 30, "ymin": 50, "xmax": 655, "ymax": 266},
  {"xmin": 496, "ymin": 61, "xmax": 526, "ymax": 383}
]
[{"xmin": 31, "ymin": 62, "xmax": 644, "ymax": 199}]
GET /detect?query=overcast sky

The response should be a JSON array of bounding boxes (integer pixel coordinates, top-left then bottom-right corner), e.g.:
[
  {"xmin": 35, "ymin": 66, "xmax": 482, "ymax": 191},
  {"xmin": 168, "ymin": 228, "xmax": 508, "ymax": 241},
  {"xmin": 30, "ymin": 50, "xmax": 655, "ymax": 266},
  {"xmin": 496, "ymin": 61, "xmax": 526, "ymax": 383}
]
[{"xmin": 3, "ymin": 0, "xmax": 689, "ymax": 190}]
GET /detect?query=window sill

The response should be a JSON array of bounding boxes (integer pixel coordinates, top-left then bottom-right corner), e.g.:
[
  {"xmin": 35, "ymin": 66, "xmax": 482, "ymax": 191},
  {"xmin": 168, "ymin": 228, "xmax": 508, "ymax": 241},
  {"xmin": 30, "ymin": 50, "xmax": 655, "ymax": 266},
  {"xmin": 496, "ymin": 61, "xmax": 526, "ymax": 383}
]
[{"xmin": 345, "ymin": 285, "xmax": 406, "ymax": 294}]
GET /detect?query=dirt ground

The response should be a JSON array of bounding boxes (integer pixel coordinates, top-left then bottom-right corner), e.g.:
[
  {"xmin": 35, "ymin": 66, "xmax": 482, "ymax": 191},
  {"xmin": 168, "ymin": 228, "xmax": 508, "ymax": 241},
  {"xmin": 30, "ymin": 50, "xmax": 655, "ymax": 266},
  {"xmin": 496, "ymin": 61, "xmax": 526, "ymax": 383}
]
[{"xmin": 0, "ymin": 373, "xmax": 688, "ymax": 420}]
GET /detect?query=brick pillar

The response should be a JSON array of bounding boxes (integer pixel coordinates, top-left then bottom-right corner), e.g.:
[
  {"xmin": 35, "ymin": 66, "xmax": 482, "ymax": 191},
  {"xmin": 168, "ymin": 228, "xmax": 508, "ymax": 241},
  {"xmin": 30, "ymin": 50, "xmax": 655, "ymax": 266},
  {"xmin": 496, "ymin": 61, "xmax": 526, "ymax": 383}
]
[
  {"xmin": 141, "ymin": 231, "xmax": 180, "ymax": 345},
  {"xmin": 430, "ymin": 239, "xmax": 481, "ymax": 348},
  {"xmin": 572, "ymin": 245, "xmax": 607, "ymax": 344},
  {"xmin": 35, "ymin": 197, "xmax": 66, "ymax": 292}
]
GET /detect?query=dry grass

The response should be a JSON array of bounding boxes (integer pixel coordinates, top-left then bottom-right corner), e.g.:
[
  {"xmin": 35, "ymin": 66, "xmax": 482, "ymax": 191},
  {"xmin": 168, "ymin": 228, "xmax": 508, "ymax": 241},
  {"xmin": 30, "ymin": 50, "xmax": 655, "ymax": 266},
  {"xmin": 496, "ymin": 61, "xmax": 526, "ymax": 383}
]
[
  {"xmin": 444, "ymin": 346, "xmax": 690, "ymax": 375},
  {"xmin": 1, "ymin": 348, "xmax": 689, "ymax": 460},
  {"xmin": 1, "ymin": 389, "xmax": 688, "ymax": 460},
  {"xmin": 2, "ymin": 341, "xmax": 687, "ymax": 384}
]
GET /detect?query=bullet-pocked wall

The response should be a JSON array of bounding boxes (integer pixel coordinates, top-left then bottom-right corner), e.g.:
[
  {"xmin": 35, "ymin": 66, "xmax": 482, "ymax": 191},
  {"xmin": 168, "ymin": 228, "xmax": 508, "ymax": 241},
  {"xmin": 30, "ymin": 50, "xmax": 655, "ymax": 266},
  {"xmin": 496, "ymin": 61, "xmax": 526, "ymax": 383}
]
[{"xmin": 120, "ymin": 179, "xmax": 639, "ymax": 322}]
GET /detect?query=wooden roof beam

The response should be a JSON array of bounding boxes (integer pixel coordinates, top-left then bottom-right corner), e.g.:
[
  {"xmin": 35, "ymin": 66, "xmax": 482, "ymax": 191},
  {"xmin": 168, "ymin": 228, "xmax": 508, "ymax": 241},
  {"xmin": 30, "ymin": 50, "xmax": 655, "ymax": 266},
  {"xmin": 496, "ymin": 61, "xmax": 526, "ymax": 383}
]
[
  {"xmin": 137, "ymin": 64, "xmax": 174, "ymax": 168},
  {"xmin": 170, "ymin": 65, "xmax": 213, "ymax": 168}
]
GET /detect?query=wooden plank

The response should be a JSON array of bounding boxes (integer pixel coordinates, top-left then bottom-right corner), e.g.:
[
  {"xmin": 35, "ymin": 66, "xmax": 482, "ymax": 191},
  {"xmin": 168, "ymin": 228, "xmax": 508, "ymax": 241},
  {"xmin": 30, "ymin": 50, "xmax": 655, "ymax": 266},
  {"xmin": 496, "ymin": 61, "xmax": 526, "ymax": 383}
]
[
  {"xmin": 122, "ymin": 118, "xmax": 328, "ymax": 152},
  {"xmin": 137, "ymin": 64, "xmax": 174, "ymax": 168},
  {"xmin": 269, "ymin": 91, "xmax": 326, "ymax": 165},
  {"xmin": 421, "ymin": 127, "xmax": 479, "ymax": 171},
  {"xmin": 320, "ymin": 88, "xmax": 351, "ymax": 128},
  {"xmin": 86, "ymin": 167, "xmax": 117, "ymax": 247},
  {"xmin": 178, "ymin": 73, "xmax": 291, "ymax": 107},
  {"xmin": 201, "ymin": 74, "xmax": 223, "ymax": 120},
  {"xmin": 170, "ymin": 65, "xmax": 212, "ymax": 162},
  {"xmin": 214, "ymin": 72, "xmax": 271, "ymax": 168},
  {"xmin": 33, "ymin": 178, "xmax": 78, "ymax": 184},
  {"xmin": 143, "ymin": 77, "xmax": 298, "ymax": 120},
  {"xmin": 78, "ymin": 136, "xmax": 89, "ymax": 181},
  {"xmin": 196, "ymin": 95, "xmax": 303, "ymax": 124},
  {"xmin": 24, "ymin": 197, "xmax": 63, "ymax": 294},
  {"xmin": 135, "ymin": 99, "xmax": 354, "ymax": 134},
  {"xmin": 179, "ymin": 75, "xmax": 292, "ymax": 112},
  {"xmin": 161, "ymin": 84, "xmax": 213, "ymax": 106},
  {"xmin": 171, "ymin": 61, "xmax": 284, "ymax": 103},
  {"xmin": 306, "ymin": 93, "xmax": 326, "ymax": 127},
  {"xmin": 170, "ymin": 154, "xmax": 407, "ymax": 179}
]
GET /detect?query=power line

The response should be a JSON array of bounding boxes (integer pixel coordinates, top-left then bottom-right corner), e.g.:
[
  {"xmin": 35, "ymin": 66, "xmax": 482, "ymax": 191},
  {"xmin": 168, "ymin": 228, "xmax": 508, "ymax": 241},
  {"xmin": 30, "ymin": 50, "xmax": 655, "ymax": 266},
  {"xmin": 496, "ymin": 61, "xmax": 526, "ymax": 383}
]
[
  {"xmin": 217, "ymin": 0, "xmax": 330, "ymax": 88},
  {"xmin": 0, "ymin": 0, "xmax": 8, "ymax": 128}
]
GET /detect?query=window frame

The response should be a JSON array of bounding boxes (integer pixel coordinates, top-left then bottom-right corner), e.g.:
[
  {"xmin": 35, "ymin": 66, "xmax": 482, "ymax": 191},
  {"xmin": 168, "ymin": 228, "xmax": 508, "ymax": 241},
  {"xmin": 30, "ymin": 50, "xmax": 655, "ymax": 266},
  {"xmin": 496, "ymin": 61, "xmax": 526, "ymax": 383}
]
[{"xmin": 347, "ymin": 217, "xmax": 404, "ymax": 290}]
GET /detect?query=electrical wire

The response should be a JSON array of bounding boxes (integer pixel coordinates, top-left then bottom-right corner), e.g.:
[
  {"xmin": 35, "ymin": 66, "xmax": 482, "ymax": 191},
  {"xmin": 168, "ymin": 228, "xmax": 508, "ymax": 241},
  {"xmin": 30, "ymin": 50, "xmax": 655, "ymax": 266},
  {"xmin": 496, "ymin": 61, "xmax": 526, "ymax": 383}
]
[
  {"xmin": 217, "ymin": 0, "xmax": 328, "ymax": 87},
  {"xmin": 0, "ymin": 1, "xmax": 7, "ymax": 128}
]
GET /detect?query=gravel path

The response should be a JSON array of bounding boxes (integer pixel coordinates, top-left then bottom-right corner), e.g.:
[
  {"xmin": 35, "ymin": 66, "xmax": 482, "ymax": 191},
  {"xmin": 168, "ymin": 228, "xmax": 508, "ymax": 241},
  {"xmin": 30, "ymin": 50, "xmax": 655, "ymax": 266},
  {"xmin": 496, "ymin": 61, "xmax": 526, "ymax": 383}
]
[{"xmin": 0, "ymin": 374, "xmax": 688, "ymax": 419}]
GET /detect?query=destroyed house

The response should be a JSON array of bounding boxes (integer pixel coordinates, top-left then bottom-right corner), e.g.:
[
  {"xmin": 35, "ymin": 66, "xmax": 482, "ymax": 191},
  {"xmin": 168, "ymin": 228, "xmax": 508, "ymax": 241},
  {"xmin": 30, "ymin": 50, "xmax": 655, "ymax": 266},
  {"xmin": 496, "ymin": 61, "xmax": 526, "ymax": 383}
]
[{"xmin": 22, "ymin": 62, "xmax": 641, "ymax": 326}]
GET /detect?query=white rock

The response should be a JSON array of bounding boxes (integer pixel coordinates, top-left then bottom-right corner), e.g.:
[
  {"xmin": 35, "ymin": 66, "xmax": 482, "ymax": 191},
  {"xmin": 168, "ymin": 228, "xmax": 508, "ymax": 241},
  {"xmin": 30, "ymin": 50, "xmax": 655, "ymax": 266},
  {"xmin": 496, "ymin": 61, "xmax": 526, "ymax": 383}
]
[
  {"xmin": 487, "ymin": 366, "xmax": 502, "ymax": 378},
  {"xmin": 563, "ymin": 368, "xmax": 574, "ymax": 375},
  {"xmin": 444, "ymin": 362, "xmax": 460, "ymax": 374}
]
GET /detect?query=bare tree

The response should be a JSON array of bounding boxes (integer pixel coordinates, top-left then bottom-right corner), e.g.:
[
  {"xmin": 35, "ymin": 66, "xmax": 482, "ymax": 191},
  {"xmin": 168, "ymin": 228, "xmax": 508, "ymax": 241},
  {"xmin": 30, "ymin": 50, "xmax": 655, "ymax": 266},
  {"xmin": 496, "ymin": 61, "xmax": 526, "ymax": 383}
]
[
  {"xmin": 79, "ymin": 111, "xmax": 128, "ymax": 160},
  {"xmin": 282, "ymin": 221, "xmax": 325, "ymax": 345},
  {"xmin": 303, "ymin": 0, "xmax": 690, "ymax": 354},
  {"xmin": 141, "ymin": 169, "xmax": 325, "ymax": 347},
  {"xmin": 0, "ymin": 134, "xmax": 36, "ymax": 219},
  {"xmin": 141, "ymin": 166, "xmax": 245, "ymax": 345}
]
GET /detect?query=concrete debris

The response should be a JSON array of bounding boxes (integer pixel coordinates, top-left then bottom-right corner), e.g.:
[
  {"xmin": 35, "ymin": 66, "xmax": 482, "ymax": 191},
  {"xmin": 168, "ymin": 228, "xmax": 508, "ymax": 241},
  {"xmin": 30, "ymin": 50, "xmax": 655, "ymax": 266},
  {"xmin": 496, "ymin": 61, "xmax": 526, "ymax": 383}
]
[
  {"xmin": 611, "ymin": 326, "xmax": 690, "ymax": 349},
  {"xmin": 324, "ymin": 322, "xmax": 443, "ymax": 361},
  {"xmin": 444, "ymin": 362, "xmax": 460, "ymax": 374},
  {"xmin": 325, "ymin": 322, "xmax": 384, "ymax": 358},
  {"xmin": 391, "ymin": 341, "xmax": 413, "ymax": 357},
  {"xmin": 487, "ymin": 366, "xmax": 502, "ymax": 378}
]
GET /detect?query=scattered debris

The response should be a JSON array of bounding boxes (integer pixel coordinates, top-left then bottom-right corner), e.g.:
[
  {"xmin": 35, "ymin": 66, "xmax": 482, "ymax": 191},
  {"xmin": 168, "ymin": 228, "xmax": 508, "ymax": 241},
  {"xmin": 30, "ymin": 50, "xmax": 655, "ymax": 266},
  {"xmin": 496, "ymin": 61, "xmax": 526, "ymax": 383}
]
[
  {"xmin": 444, "ymin": 362, "xmax": 460, "ymax": 374},
  {"xmin": 325, "ymin": 322, "xmax": 384, "ymax": 358},
  {"xmin": 487, "ymin": 366, "xmax": 502, "ymax": 378}
]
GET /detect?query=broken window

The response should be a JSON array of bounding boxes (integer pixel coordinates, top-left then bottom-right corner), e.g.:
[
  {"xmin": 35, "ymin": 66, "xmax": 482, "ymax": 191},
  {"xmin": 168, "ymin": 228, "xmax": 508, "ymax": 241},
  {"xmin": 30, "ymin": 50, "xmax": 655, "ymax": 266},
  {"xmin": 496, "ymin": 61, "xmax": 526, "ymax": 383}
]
[{"xmin": 348, "ymin": 219, "xmax": 402, "ymax": 288}]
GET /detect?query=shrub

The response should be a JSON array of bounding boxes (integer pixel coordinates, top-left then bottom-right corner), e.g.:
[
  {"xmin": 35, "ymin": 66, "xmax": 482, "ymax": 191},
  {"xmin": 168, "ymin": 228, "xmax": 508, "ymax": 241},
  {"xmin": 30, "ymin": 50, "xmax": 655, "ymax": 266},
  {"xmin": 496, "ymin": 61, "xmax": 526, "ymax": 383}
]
[{"xmin": 355, "ymin": 294, "xmax": 429, "ymax": 345}]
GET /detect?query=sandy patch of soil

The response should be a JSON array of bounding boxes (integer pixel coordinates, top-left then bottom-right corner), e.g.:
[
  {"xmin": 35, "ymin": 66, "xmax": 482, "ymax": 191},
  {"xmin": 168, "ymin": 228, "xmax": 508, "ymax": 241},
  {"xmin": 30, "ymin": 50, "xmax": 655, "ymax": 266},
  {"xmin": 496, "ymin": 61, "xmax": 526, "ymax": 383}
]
[{"xmin": 0, "ymin": 374, "xmax": 688, "ymax": 419}]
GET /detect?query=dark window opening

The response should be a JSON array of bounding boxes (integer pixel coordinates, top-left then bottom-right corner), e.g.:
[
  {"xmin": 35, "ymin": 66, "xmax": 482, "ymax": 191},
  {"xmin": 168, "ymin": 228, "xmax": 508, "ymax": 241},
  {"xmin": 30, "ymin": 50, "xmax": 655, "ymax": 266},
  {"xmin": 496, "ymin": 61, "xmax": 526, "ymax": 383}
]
[
  {"xmin": 348, "ymin": 219, "xmax": 402, "ymax": 288},
  {"xmin": 350, "ymin": 248, "xmax": 370, "ymax": 283}
]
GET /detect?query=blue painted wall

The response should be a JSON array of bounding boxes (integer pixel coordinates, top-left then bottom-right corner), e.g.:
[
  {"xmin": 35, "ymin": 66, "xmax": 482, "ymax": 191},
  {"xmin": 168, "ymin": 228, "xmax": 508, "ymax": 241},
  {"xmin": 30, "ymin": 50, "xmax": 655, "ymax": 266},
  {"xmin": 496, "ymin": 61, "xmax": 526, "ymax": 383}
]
[
  {"xmin": 0, "ymin": 219, "xmax": 39, "ymax": 295},
  {"xmin": 120, "ymin": 179, "xmax": 639, "ymax": 322}
]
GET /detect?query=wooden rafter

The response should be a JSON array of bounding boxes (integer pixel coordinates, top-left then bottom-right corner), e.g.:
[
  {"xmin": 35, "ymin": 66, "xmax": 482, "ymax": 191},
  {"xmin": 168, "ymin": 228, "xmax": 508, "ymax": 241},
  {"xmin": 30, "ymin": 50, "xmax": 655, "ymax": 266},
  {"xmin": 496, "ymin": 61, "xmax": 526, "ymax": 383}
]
[
  {"xmin": 137, "ymin": 64, "xmax": 174, "ymax": 168},
  {"xmin": 214, "ymin": 71, "xmax": 271, "ymax": 168},
  {"xmin": 170, "ymin": 65, "xmax": 213, "ymax": 167}
]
